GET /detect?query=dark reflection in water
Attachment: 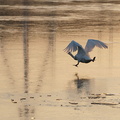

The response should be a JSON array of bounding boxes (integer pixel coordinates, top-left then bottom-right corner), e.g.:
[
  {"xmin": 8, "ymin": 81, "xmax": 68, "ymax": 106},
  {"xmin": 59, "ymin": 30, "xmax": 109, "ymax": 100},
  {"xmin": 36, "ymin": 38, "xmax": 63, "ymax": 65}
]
[
  {"xmin": 0, "ymin": 30, "xmax": 15, "ymax": 89},
  {"xmin": 17, "ymin": 1, "xmax": 57, "ymax": 119},
  {"xmin": 18, "ymin": 1, "xmax": 35, "ymax": 120},
  {"xmin": 35, "ymin": 8, "xmax": 56, "ymax": 93},
  {"xmin": 109, "ymin": 22, "xmax": 113, "ymax": 67},
  {"xmin": 23, "ymin": 15, "xmax": 29, "ymax": 93},
  {"xmin": 18, "ymin": 105, "xmax": 35, "ymax": 120},
  {"xmin": 73, "ymin": 73, "xmax": 92, "ymax": 95}
]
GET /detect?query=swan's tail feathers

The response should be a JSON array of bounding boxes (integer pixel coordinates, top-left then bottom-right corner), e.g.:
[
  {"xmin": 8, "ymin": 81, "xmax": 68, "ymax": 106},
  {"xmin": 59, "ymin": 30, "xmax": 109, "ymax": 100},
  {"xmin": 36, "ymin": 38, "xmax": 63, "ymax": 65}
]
[{"xmin": 92, "ymin": 57, "xmax": 96, "ymax": 62}]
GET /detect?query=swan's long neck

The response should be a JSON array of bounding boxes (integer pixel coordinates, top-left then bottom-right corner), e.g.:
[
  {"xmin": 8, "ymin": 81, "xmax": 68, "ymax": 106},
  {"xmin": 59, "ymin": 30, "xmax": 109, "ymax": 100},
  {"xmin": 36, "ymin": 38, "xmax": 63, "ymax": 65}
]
[{"xmin": 68, "ymin": 52, "xmax": 76, "ymax": 60}]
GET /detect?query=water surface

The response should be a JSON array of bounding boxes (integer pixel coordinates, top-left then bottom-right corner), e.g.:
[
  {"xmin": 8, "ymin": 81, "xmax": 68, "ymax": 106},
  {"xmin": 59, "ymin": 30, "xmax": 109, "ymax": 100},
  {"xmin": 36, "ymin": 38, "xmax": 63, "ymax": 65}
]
[{"xmin": 0, "ymin": 0, "xmax": 120, "ymax": 120}]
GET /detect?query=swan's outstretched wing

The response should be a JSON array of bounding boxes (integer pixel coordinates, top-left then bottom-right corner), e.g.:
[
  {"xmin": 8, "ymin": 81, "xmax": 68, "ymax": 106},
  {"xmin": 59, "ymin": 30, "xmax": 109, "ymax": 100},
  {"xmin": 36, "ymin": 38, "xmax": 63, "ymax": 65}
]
[
  {"xmin": 85, "ymin": 39, "xmax": 108, "ymax": 53},
  {"xmin": 64, "ymin": 40, "xmax": 86, "ymax": 55}
]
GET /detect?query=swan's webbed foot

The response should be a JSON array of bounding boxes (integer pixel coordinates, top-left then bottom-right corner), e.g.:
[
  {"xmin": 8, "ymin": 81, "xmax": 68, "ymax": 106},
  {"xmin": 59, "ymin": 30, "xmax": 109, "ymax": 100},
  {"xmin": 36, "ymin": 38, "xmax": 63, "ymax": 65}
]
[
  {"xmin": 73, "ymin": 62, "xmax": 79, "ymax": 67},
  {"xmin": 74, "ymin": 64, "xmax": 78, "ymax": 67}
]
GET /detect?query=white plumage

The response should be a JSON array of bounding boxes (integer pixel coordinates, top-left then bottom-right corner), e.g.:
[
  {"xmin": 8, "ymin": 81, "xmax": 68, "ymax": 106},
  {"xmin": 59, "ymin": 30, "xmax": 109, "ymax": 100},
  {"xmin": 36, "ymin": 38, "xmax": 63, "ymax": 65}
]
[{"xmin": 64, "ymin": 39, "xmax": 108, "ymax": 67}]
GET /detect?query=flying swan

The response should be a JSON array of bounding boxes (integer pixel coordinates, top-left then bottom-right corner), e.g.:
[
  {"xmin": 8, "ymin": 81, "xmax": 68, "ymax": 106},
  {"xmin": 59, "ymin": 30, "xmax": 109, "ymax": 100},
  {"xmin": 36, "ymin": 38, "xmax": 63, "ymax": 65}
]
[{"xmin": 64, "ymin": 39, "xmax": 108, "ymax": 67}]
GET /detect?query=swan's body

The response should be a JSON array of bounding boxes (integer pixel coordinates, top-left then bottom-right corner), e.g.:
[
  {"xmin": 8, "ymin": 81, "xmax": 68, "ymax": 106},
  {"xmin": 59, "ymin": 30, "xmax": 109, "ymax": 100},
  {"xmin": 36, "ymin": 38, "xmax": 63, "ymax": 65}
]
[{"xmin": 64, "ymin": 39, "xmax": 108, "ymax": 67}]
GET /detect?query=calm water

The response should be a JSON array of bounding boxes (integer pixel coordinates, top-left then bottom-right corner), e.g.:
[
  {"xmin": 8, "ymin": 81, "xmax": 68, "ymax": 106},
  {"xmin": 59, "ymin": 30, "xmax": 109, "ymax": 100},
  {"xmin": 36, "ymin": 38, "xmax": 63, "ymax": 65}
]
[{"xmin": 0, "ymin": 0, "xmax": 120, "ymax": 120}]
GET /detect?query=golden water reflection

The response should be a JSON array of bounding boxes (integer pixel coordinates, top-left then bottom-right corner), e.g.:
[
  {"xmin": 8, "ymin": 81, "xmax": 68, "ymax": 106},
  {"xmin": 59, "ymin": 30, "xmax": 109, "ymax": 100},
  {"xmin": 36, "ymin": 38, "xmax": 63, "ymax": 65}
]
[{"xmin": 0, "ymin": 0, "xmax": 120, "ymax": 120}]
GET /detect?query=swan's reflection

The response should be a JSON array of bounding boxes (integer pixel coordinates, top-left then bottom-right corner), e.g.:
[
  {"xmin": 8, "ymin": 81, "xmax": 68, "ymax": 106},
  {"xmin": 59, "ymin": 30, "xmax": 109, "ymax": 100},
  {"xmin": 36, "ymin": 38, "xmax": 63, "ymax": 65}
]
[{"xmin": 73, "ymin": 73, "xmax": 93, "ymax": 95}]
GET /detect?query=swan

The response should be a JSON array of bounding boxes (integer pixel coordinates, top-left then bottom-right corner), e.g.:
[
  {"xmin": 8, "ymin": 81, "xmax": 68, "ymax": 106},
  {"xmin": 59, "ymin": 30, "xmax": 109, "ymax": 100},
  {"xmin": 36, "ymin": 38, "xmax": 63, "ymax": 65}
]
[{"xmin": 64, "ymin": 39, "xmax": 108, "ymax": 67}]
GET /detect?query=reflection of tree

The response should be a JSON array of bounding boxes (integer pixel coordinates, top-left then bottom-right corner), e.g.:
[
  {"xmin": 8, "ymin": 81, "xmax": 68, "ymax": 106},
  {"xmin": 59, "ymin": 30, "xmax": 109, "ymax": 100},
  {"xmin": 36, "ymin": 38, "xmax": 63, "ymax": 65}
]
[
  {"xmin": 0, "ymin": 37, "xmax": 15, "ymax": 87},
  {"xmin": 16, "ymin": 1, "xmax": 35, "ymax": 120},
  {"xmin": 20, "ymin": 3, "xmax": 57, "ymax": 119},
  {"xmin": 35, "ymin": 11, "xmax": 57, "ymax": 93},
  {"xmin": 97, "ymin": 3, "xmax": 113, "ymax": 67},
  {"xmin": 109, "ymin": 21, "xmax": 113, "ymax": 68},
  {"xmin": 23, "ymin": 0, "xmax": 29, "ymax": 94},
  {"xmin": 23, "ymin": 17, "xmax": 29, "ymax": 93},
  {"xmin": 0, "ymin": 0, "xmax": 57, "ymax": 119}
]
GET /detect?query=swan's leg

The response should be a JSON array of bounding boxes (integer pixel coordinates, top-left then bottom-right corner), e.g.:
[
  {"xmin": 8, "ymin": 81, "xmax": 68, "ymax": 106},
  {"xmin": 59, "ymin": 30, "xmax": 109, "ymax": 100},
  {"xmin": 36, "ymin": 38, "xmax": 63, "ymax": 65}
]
[{"xmin": 74, "ymin": 61, "xmax": 79, "ymax": 67}]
